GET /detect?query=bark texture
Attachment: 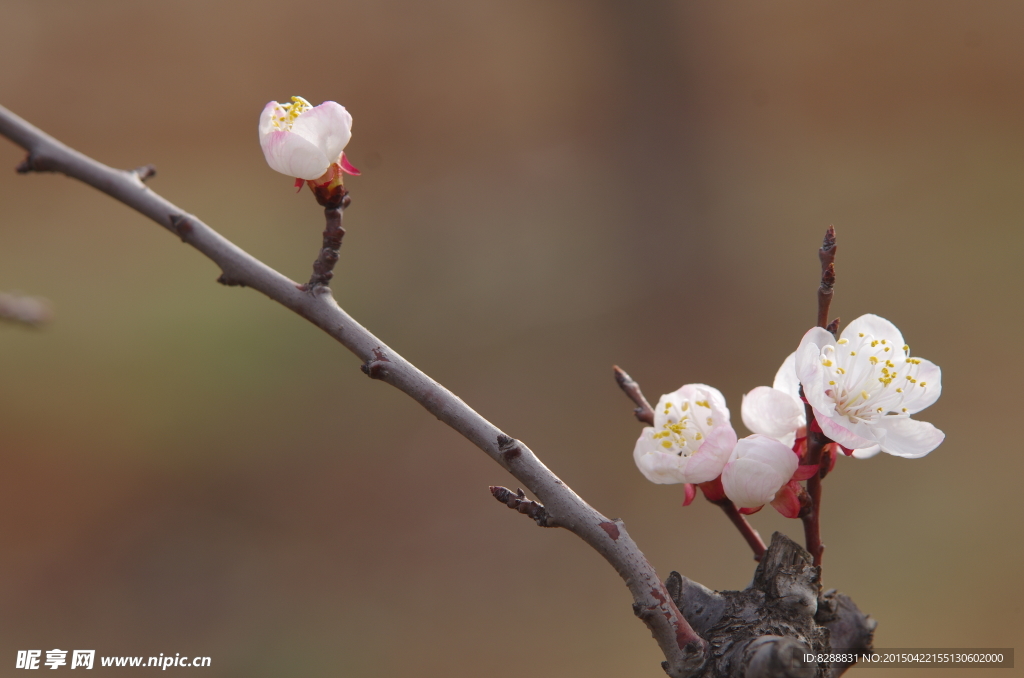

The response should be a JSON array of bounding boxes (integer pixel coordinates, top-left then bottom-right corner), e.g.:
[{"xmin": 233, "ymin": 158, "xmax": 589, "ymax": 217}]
[{"xmin": 668, "ymin": 533, "xmax": 874, "ymax": 677}]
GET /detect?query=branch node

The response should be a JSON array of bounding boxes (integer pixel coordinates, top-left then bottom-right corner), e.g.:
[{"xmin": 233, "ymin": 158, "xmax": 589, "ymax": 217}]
[
  {"xmin": 613, "ymin": 365, "xmax": 655, "ymax": 425},
  {"xmin": 170, "ymin": 213, "xmax": 194, "ymax": 242},
  {"xmin": 496, "ymin": 434, "xmax": 522, "ymax": 463},
  {"xmin": 216, "ymin": 274, "xmax": 245, "ymax": 288},
  {"xmin": 15, "ymin": 154, "xmax": 35, "ymax": 173},
  {"xmin": 131, "ymin": 164, "xmax": 157, "ymax": 182},
  {"xmin": 360, "ymin": 347, "xmax": 391, "ymax": 379},
  {"xmin": 489, "ymin": 486, "xmax": 557, "ymax": 527}
]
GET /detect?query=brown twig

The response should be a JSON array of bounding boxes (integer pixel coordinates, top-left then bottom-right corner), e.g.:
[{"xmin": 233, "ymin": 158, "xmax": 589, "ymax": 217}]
[
  {"xmin": 712, "ymin": 499, "xmax": 767, "ymax": 561},
  {"xmin": 490, "ymin": 486, "xmax": 559, "ymax": 527},
  {"xmin": 0, "ymin": 292, "xmax": 51, "ymax": 326},
  {"xmin": 0, "ymin": 103, "xmax": 706, "ymax": 678},
  {"xmin": 817, "ymin": 225, "xmax": 837, "ymax": 330},
  {"xmin": 613, "ymin": 365, "xmax": 655, "ymax": 425},
  {"xmin": 306, "ymin": 201, "xmax": 348, "ymax": 290}
]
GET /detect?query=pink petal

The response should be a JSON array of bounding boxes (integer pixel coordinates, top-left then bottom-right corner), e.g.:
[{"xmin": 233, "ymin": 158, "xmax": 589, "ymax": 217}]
[
  {"xmin": 721, "ymin": 435, "xmax": 798, "ymax": 508},
  {"xmin": 290, "ymin": 101, "xmax": 352, "ymax": 164},
  {"xmin": 683, "ymin": 424, "xmax": 737, "ymax": 483},
  {"xmin": 261, "ymin": 129, "xmax": 331, "ymax": 180}
]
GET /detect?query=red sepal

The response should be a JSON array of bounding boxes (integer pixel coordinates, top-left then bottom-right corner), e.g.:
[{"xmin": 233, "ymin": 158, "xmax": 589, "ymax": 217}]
[
  {"xmin": 339, "ymin": 153, "xmax": 361, "ymax": 176},
  {"xmin": 698, "ymin": 476, "xmax": 726, "ymax": 503},
  {"xmin": 792, "ymin": 464, "xmax": 819, "ymax": 482},
  {"xmin": 769, "ymin": 481, "xmax": 802, "ymax": 519},
  {"xmin": 682, "ymin": 483, "xmax": 696, "ymax": 507},
  {"xmin": 738, "ymin": 505, "xmax": 763, "ymax": 515}
]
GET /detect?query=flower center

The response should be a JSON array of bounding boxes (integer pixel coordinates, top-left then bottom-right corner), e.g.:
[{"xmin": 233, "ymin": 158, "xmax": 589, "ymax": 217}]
[
  {"xmin": 269, "ymin": 96, "xmax": 313, "ymax": 131},
  {"xmin": 651, "ymin": 398, "xmax": 715, "ymax": 457},
  {"xmin": 820, "ymin": 332, "xmax": 928, "ymax": 424}
]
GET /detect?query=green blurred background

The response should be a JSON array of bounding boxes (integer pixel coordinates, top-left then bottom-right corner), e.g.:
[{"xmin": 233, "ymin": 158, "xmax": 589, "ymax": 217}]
[{"xmin": 1, "ymin": 1, "xmax": 1020, "ymax": 676}]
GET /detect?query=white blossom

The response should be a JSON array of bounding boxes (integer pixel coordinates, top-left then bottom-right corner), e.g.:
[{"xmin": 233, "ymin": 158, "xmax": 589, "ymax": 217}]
[
  {"xmin": 796, "ymin": 314, "xmax": 944, "ymax": 458},
  {"xmin": 259, "ymin": 97, "xmax": 355, "ymax": 181},
  {"xmin": 741, "ymin": 352, "xmax": 804, "ymax": 448},
  {"xmin": 633, "ymin": 384, "xmax": 738, "ymax": 485},
  {"xmin": 720, "ymin": 434, "xmax": 799, "ymax": 509}
]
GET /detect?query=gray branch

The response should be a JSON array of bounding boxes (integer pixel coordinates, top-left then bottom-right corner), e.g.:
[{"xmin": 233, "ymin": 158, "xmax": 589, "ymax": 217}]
[
  {"xmin": 0, "ymin": 292, "xmax": 51, "ymax": 326},
  {"xmin": 0, "ymin": 104, "xmax": 706, "ymax": 677}
]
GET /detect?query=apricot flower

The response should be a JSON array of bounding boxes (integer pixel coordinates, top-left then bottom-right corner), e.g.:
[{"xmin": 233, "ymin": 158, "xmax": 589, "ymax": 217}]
[
  {"xmin": 796, "ymin": 314, "xmax": 944, "ymax": 458},
  {"xmin": 259, "ymin": 97, "xmax": 360, "ymax": 182},
  {"xmin": 633, "ymin": 384, "xmax": 737, "ymax": 485}
]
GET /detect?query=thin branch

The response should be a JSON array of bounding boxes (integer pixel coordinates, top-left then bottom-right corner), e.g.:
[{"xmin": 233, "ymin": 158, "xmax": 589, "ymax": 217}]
[
  {"xmin": 306, "ymin": 202, "xmax": 348, "ymax": 290},
  {"xmin": 714, "ymin": 500, "xmax": 767, "ymax": 561},
  {"xmin": 0, "ymin": 292, "xmax": 51, "ymax": 326},
  {"xmin": 817, "ymin": 225, "xmax": 837, "ymax": 331},
  {"xmin": 804, "ymin": 226, "xmax": 839, "ymax": 566},
  {"xmin": 613, "ymin": 365, "xmax": 655, "ymax": 425},
  {"xmin": 800, "ymin": 400, "xmax": 828, "ymax": 568},
  {"xmin": 0, "ymin": 104, "xmax": 706, "ymax": 678}
]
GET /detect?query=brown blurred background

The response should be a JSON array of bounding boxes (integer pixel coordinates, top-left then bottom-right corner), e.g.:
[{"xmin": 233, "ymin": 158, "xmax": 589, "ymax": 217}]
[{"xmin": 1, "ymin": 1, "xmax": 1021, "ymax": 676}]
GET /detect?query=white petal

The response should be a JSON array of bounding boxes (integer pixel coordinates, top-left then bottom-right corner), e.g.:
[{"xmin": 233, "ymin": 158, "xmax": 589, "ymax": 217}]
[
  {"xmin": 772, "ymin": 351, "xmax": 801, "ymax": 398},
  {"xmin": 258, "ymin": 101, "xmax": 281, "ymax": 137},
  {"xmin": 290, "ymin": 101, "xmax": 352, "ymax": 164},
  {"xmin": 260, "ymin": 129, "xmax": 331, "ymax": 179},
  {"xmin": 843, "ymin": 314, "xmax": 905, "ymax": 349},
  {"xmin": 898, "ymin": 358, "xmax": 942, "ymax": 414},
  {"xmin": 795, "ymin": 327, "xmax": 836, "ymax": 416},
  {"xmin": 681, "ymin": 424, "xmax": 737, "ymax": 483},
  {"xmin": 633, "ymin": 428, "xmax": 685, "ymax": 484},
  {"xmin": 851, "ymin": 445, "xmax": 881, "ymax": 459},
  {"xmin": 721, "ymin": 435, "xmax": 796, "ymax": 508},
  {"xmin": 875, "ymin": 417, "xmax": 945, "ymax": 458},
  {"xmin": 814, "ymin": 409, "xmax": 875, "ymax": 449},
  {"xmin": 670, "ymin": 383, "xmax": 731, "ymax": 421},
  {"xmin": 741, "ymin": 386, "xmax": 803, "ymax": 443}
]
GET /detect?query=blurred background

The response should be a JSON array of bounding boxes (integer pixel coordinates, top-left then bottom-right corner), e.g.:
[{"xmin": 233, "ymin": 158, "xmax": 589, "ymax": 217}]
[{"xmin": 1, "ymin": 1, "xmax": 1021, "ymax": 676}]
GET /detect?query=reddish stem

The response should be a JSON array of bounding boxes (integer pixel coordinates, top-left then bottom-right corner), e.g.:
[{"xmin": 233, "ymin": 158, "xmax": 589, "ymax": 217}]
[
  {"xmin": 716, "ymin": 500, "xmax": 766, "ymax": 561},
  {"xmin": 800, "ymin": 401, "xmax": 828, "ymax": 567}
]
